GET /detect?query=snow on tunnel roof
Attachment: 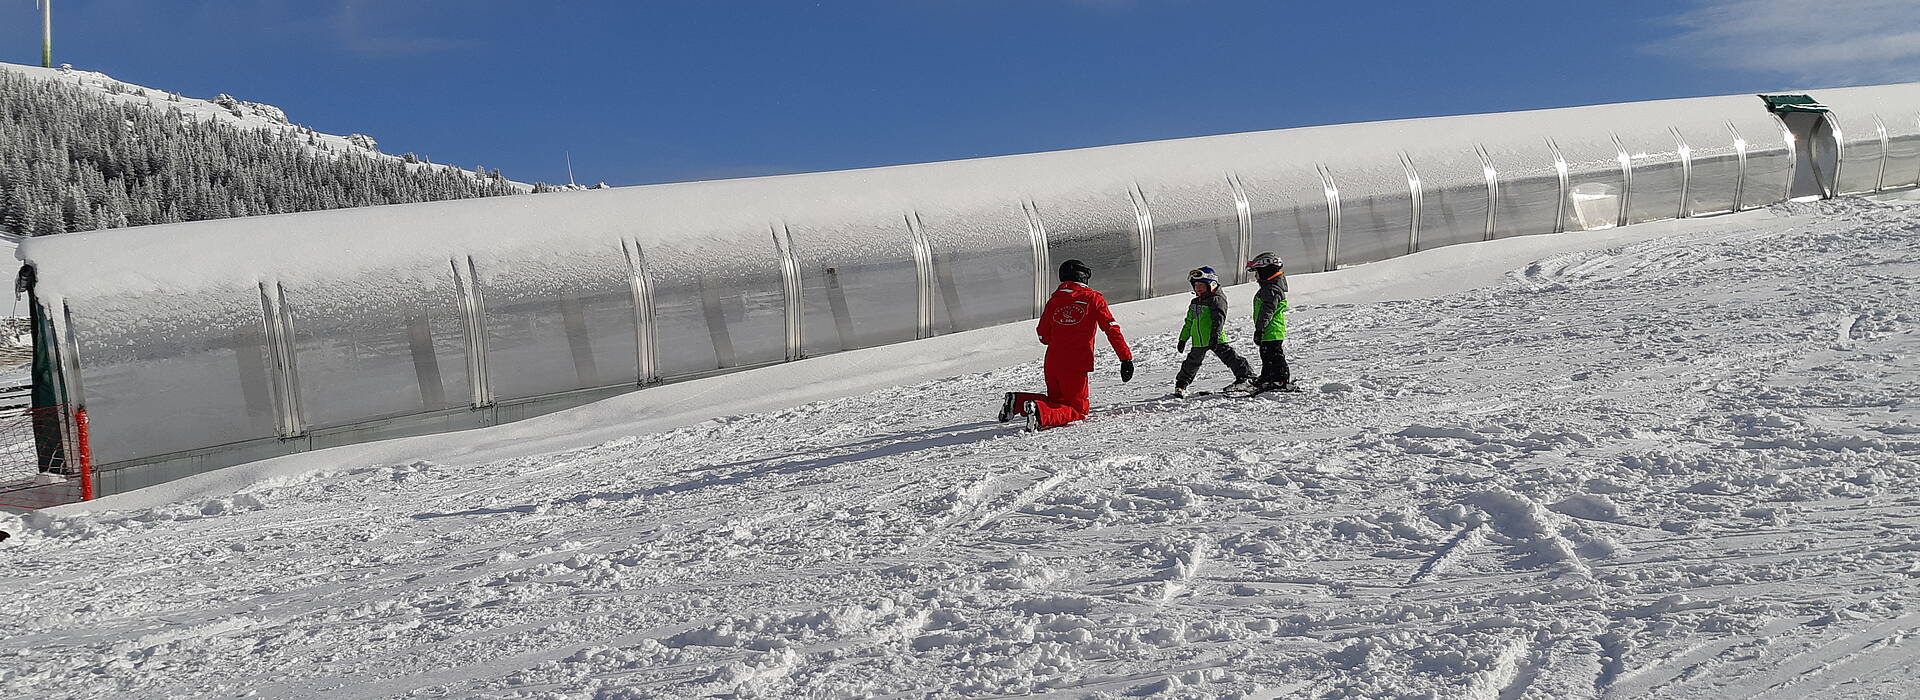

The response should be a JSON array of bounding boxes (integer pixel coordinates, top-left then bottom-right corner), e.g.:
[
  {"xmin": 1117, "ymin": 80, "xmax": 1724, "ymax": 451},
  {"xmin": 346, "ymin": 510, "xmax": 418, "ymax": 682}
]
[{"xmin": 18, "ymin": 82, "xmax": 1919, "ymax": 305}]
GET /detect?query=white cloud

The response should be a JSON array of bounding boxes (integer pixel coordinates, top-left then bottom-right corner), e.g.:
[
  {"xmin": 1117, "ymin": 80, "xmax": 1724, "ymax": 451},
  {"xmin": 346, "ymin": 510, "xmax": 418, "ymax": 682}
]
[
  {"xmin": 331, "ymin": 0, "xmax": 475, "ymax": 58},
  {"xmin": 1649, "ymin": 0, "xmax": 1920, "ymax": 85}
]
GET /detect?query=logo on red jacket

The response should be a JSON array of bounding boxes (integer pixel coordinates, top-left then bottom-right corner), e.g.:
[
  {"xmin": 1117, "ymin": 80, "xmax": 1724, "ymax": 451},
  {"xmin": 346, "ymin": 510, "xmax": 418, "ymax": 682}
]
[{"xmin": 1053, "ymin": 302, "xmax": 1087, "ymax": 326}]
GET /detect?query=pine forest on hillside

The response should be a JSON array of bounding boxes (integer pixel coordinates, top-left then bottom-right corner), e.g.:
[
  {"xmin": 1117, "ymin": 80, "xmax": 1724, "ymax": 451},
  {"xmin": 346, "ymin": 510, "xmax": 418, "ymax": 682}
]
[{"xmin": 0, "ymin": 70, "xmax": 523, "ymax": 238}]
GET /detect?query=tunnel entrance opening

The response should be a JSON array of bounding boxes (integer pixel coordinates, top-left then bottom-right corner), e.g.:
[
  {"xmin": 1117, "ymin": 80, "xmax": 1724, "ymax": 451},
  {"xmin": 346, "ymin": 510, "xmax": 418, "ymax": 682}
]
[
  {"xmin": 1761, "ymin": 95, "xmax": 1839, "ymax": 201},
  {"xmin": 0, "ymin": 263, "xmax": 92, "ymax": 510}
]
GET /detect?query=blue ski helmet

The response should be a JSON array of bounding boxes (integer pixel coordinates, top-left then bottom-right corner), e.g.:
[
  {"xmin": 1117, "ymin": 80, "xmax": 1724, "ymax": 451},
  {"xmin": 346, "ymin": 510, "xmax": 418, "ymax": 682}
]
[{"xmin": 1188, "ymin": 266, "xmax": 1220, "ymax": 291}]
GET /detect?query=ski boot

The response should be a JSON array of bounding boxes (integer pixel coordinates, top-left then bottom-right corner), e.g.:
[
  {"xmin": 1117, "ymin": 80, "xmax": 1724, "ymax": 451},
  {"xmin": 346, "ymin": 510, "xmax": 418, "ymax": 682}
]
[
  {"xmin": 1022, "ymin": 400, "xmax": 1042, "ymax": 432},
  {"xmin": 997, "ymin": 392, "xmax": 1019, "ymax": 423},
  {"xmin": 1221, "ymin": 377, "xmax": 1256, "ymax": 394}
]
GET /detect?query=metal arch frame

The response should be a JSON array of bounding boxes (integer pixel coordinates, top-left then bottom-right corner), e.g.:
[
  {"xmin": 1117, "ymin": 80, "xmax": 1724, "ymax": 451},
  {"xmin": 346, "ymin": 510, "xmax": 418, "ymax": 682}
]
[
  {"xmin": 1315, "ymin": 163, "xmax": 1342, "ymax": 271},
  {"xmin": 1910, "ymin": 111, "xmax": 1920, "ymax": 188},
  {"xmin": 51, "ymin": 301, "xmax": 92, "ymax": 479},
  {"xmin": 1021, "ymin": 199, "xmax": 1051, "ymax": 319},
  {"xmin": 52, "ymin": 300, "xmax": 88, "ymax": 418},
  {"xmin": 771, "ymin": 222, "xmax": 805, "ymax": 361},
  {"xmin": 1823, "ymin": 110, "xmax": 1846, "ymax": 198},
  {"xmin": 1904, "ymin": 110, "xmax": 1920, "ymax": 185},
  {"xmin": 1226, "ymin": 172, "xmax": 1253, "ymax": 285},
  {"xmin": 1871, "ymin": 114, "xmax": 1890, "ymax": 192},
  {"xmin": 1671, "ymin": 126, "xmax": 1694, "ymax": 219},
  {"xmin": 1610, "ymin": 132, "xmax": 1634, "ymax": 229},
  {"xmin": 1127, "ymin": 182, "xmax": 1156, "ymax": 299},
  {"xmin": 1398, "ymin": 152, "xmax": 1423, "ymax": 254},
  {"xmin": 1547, "ymin": 138, "xmax": 1570, "ymax": 234},
  {"xmin": 258, "ymin": 281, "xmax": 307, "ymax": 438},
  {"xmin": 1473, "ymin": 144, "xmax": 1499, "ymax": 241},
  {"xmin": 1903, "ymin": 111, "xmax": 1920, "ymax": 190},
  {"xmin": 451, "ymin": 256, "xmax": 493, "ymax": 408},
  {"xmin": 1727, "ymin": 121, "xmax": 1750, "ymax": 212},
  {"xmin": 904, "ymin": 212, "xmax": 935, "ymax": 339},
  {"xmin": 619, "ymin": 238, "xmax": 659, "ymax": 383},
  {"xmin": 1770, "ymin": 112, "xmax": 1799, "ymax": 202}
]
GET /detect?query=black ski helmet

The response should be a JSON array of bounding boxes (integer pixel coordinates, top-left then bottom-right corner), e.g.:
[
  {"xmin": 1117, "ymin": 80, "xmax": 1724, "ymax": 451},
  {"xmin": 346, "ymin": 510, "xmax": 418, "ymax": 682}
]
[
  {"xmin": 1059, "ymin": 259, "xmax": 1092, "ymax": 283},
  {"xmin": 1246, "ymin": 251, "xmax": 1284, "ymax": 271}
]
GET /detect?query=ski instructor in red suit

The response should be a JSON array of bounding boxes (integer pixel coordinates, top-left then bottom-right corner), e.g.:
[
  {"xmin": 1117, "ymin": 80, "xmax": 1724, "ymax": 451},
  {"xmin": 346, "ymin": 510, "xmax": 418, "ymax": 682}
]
[{"xmin": 999, "ymin": 259, "xmax": 1135, "ymax": 430}]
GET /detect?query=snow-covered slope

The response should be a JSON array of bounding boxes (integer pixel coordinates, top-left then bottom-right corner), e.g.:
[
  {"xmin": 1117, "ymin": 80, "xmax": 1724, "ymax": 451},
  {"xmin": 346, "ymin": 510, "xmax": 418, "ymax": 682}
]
[
  {"xmin": 0, "ymin": 62, "xmax": 532, "ymax": 192},
  {"xmin": 2, "ymin": 197, "xmax": 1917, "ymax": 698}
]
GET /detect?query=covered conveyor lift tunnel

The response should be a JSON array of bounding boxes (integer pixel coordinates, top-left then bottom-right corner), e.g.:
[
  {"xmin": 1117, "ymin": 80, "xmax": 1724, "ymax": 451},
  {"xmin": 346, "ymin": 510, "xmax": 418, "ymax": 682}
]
[{"xmin": 9, "ymin": 82, "xmax": 1919, "ymax": 506}]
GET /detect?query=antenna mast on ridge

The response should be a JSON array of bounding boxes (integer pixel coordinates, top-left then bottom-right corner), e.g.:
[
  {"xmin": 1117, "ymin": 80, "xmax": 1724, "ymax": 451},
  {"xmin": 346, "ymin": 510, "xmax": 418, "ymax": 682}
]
[
  {"xmin": 37, "ymin": 0, "xmax": 53, "ymax": 68},
  {"xmin": 565, "ymin": 151, "xmax": 576, "ymax": 186}
]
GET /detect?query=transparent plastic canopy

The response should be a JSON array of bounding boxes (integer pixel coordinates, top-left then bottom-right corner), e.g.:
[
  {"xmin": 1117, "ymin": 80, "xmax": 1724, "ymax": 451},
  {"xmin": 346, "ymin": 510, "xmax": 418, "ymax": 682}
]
[{"xmin": 21, "ymin": 82, "xmax": 1911, "ymax": 474}]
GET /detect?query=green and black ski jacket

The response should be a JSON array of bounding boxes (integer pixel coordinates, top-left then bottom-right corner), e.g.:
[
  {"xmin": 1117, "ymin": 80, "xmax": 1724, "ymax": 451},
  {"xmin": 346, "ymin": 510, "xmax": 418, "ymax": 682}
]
[
  {"xmin": 1252, "ymin": 270, "xmax": 1288, "ymax": 342},
  {"xmin": 1179, "ymin": 292, "xmax": 1233, "ymax": 348}
]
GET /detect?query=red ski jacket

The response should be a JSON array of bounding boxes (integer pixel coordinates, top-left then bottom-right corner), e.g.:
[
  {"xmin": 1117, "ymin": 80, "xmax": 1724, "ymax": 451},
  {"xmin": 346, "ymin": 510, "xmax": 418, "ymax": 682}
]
[{"xmin": 1036, "ymin": 282, "xmax": 1132, "ymax": 373}]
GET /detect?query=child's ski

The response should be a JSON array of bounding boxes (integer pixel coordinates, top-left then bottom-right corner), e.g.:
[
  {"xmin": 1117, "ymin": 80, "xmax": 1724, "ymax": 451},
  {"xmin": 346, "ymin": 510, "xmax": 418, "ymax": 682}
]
[{"xmin": 1218, "ymin": 382, "xmax": 1303, "ymax": 398}]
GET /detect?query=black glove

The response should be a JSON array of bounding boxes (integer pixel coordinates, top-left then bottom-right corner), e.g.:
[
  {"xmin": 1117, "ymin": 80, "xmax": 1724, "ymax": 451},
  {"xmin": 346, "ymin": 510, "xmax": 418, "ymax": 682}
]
[
  {"xmin": 1176, "ymin": 340, "xmax": 1187, "ymax": 354},
  {"xmin": 1119, "ymin": 359, "xmax": 1135, "ymax": 382}
]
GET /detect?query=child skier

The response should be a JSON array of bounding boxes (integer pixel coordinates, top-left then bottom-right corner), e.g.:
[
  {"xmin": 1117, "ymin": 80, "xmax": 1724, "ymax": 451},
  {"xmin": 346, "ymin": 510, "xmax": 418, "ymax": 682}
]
[
  {"xmin": 1174, "ymin": 267, "xmax": 1255, "ymax": 397},
  {"xmin": 1246, "ymin": 251, "xmax": 1299, "ymax": 392}
]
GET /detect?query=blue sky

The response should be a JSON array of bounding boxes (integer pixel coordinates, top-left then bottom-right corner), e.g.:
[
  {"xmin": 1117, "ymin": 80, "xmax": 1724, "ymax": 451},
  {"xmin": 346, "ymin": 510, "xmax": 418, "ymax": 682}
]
[{"xmin": 4, "ymin": 1, "xmax": 1916, "ymax": 187}]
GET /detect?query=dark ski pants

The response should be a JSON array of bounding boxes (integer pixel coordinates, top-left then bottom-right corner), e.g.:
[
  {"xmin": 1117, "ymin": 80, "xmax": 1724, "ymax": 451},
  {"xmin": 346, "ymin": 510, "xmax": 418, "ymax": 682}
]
[
  {"xmin": 1256, "ymin": 339, "xmax": 1290, "ymax": 387},
  {"xmin": 1013, "ymin": 365, "xmax": 1092, "ymax": 429},
  {"xmin": 1175, "ymin": 344, "xmax": 1252, "ymax": 389}
]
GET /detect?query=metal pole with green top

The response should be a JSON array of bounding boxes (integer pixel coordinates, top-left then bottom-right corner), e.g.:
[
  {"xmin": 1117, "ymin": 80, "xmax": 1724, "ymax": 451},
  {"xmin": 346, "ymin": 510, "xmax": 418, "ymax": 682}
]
[{"xmin": 39, "ymin": 0, "xmax": 53, "ymax": 67}]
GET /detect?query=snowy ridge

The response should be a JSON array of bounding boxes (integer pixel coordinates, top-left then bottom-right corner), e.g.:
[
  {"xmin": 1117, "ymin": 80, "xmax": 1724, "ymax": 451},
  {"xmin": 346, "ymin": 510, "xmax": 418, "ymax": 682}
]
[
  {"xmin": 0, "ymin": 61, "xmax": 532, "ymax": 192},
  {"xmin": 0, "ymin": 195, "xmax": 1917, "ymax": 697}
]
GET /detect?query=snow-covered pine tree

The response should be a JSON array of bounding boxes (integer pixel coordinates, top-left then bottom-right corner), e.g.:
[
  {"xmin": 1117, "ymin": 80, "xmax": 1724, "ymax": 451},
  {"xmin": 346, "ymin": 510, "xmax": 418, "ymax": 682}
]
[{"xmin": 0, "ymin": 68, "xmax": 529, "ymax": 237}]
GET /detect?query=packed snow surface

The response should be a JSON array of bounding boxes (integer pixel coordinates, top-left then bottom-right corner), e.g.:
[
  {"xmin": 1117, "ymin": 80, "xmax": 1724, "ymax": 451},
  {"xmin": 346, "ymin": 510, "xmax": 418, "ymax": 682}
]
[{"xmin": 3, "ymin": 197, "xmax": 1919, "ymax": 698}]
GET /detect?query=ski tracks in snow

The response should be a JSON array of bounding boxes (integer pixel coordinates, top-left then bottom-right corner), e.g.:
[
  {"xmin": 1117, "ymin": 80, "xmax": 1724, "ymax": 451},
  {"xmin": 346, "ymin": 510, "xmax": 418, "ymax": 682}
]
[{"xmin": 3, "ymin": 199, "xmax": 1919, "ymax": 698}]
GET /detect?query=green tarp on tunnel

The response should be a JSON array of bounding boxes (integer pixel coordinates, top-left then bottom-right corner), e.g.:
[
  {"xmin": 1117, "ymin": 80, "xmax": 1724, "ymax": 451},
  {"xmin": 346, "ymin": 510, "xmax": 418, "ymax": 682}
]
[
  {"xmin": 23, "ymin": 266, "xmax": 71, "ymax": 475},
  {"xmin": 1760, "ymin": 94, "xmax": 1830, "ymax": 114}
]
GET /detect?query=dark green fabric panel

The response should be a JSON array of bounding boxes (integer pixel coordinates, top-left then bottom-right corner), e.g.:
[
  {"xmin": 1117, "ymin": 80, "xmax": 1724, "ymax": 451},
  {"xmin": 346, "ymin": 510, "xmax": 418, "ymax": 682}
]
[
  {"xmin": 1760, "ymin": 94, "xmax": 1829, "ymax": 113},
  {"xmin": 29, "ymin": 292, "xmax": 64, "ymax": 409}
]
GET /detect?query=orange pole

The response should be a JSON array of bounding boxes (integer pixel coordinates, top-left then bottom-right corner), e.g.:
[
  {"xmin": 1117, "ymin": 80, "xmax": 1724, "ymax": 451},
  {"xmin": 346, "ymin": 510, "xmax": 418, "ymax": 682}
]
[{"xmin": 74, "ymin": 408, "xmax": 91, "ymax": 501}]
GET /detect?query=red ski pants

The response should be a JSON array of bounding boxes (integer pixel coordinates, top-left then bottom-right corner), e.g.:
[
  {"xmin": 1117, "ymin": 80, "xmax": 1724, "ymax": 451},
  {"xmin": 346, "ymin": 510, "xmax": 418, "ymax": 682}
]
[{"xmin": 1013, "ymin": 366, "xmax": 1091, "ymax": 429}]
